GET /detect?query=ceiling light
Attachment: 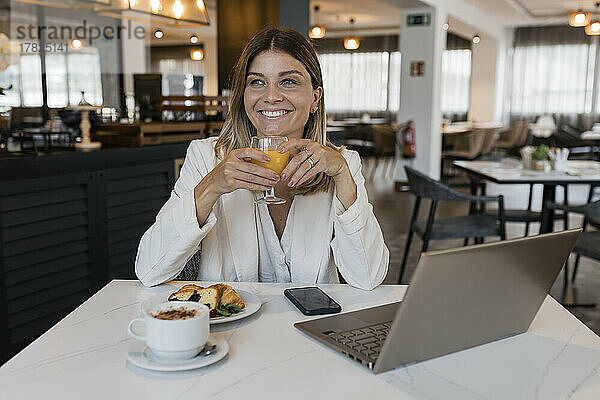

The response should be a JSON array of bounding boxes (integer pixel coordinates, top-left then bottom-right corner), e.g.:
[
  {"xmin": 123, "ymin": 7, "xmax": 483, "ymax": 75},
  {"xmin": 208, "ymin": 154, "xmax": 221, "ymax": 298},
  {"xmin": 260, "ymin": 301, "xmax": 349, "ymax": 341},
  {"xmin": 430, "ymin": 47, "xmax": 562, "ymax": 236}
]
[
  {"xmin": 93, "ymin": 0, "xmax": 210, "ymax": 26},
  {"xmin": 310, "ymin": 26, "xmax": 325, "ymax": 39},
  {"xmin": 442, "ymin": 23, "xmax": 449, "ymax": 31},
  {"xmin": 150, "ymin": 0, "xmax": 161, "ymax": 14},
  {"xmin": 309, "ymin": 5, "xmax": 325, "ymax": 39},
  {"xmin": 570, "ymin": 10, "xmax": 591, "ymax": 27},
  {"xmin": 71, "ymin": 39, "xmax": 83, "ymax": 49},
  {"xmin": 154, "ymin": 29, "xmax": 164, "ymax": 39},
  {"xmin": 190, "ymin": 49, "xmax": 204, "ymax": 61},
  {"xmin": 190, "ymin": 34, "xmax": 199, "ymax": 44},
  {"xmin": 344, "ymin": 18, "xmax": 359, "ymax": 50},
  {"xmin": 173, "ymin": 0, "xmax": 183, "ymax": 19},
  {"xmin": 472, "ymin": 34, "xmax": 480, "ymax": 44},
  {"xmin": 586, "ymin": 20, "xmax": 600, "ymax": 35},
  {"xmin": 344, "ymin": 38, "xmax": 359, "ymax": 50}
]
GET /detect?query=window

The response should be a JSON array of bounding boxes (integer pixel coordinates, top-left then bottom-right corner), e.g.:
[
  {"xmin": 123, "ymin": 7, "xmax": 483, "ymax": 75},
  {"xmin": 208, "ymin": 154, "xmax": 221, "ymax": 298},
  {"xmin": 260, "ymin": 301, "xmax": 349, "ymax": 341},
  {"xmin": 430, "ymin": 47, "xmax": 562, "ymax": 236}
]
[
  {"xmin": 20, "ymin": 55, "xmax": 43, "ymax": 107},
  {"xmin": 441, "ymin": 49, "xmax": 471, "ymax": 114},
  {"xmin": 46, "ymin": 54, "xmax": 68, "ymax": 107},
  {"xmin": 511, "ymin": 44, "xmax": 594, "ymax": 114},
  {"xmin": 67, "ymin": 52, "xmax": 103, "ymax": 105},
  {"xmin": 318, "ymin": 51, "xmax": 401, "ymax": 113},
  {"xmin": 388, "ymin": 52, "xmax": 401, "ymax": 113},
  {"xmin": 0, "ymin": 48, "xmax": 103, "ymax": 108}
]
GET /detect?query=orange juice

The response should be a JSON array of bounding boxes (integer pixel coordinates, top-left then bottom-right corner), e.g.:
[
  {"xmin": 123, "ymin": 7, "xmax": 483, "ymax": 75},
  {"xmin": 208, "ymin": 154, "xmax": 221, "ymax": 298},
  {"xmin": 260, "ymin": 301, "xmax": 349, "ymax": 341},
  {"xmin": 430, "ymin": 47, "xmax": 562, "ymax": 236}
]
[{"xmin": 251, "ymin": 150, "xmax": 290, "ymax": 175}]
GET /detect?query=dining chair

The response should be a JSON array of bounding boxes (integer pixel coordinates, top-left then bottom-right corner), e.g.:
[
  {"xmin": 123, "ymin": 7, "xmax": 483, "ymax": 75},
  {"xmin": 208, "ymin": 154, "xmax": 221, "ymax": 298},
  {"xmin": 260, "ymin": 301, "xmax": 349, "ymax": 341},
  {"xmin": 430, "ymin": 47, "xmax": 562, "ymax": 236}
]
[
  {"xmin": 176, "ymin": 250, "xmax": 201, "ymax": 280},
  {"xmin": 554, "ymin": 125, "xmax": 596, "ymax": 159},
  {"xmin": 546, "ymin": 198, "xmax": 600, "ymax": 290},
  {"xmin": 371, "ymin": 124, "xmax": 396, "ymax": 179},
  {"xmin": 496, "ymin": 121, "xmax": 529, "ymax": 154},
  {"xmin": 471, "ymin": 179, "xmax": 569, "ymax": 237},
  {"xmin": 343, "ymin": 125, "xmax": 377, "ymax": 178},
  {"xmin": 556, "ymin": 184, "xmax": 600, "ymax": 284},
  {"xmin": 480, "ymin": 128, "xmax": 501, "ymax": 156},
  {"xmin": 441, "ymin": 130, "xmax": 486, "ymax": 179},
  {"xmin": 399, "ymin": 166, "xmax": 507, "ymax": 284}
]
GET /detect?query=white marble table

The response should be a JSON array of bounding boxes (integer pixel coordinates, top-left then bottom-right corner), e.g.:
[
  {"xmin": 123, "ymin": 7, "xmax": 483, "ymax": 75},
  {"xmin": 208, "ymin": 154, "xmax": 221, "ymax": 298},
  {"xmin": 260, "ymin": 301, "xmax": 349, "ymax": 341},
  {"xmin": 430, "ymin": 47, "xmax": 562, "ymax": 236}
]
[
  {"xmin": 454, "ymin": 159, "xmax": 600, "ymax": 233},
  {"xmin": 1, "ymin": 280, "xmax": 599, "ymax": 399}
]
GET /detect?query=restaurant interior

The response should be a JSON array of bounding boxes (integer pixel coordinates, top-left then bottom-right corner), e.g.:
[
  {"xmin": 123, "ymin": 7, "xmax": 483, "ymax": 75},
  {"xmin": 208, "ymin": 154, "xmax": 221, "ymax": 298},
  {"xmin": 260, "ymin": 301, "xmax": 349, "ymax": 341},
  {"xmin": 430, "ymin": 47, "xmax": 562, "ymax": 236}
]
[{"xmin": 1, "ymin": 0, "xmax": 600, "ymax": 396}]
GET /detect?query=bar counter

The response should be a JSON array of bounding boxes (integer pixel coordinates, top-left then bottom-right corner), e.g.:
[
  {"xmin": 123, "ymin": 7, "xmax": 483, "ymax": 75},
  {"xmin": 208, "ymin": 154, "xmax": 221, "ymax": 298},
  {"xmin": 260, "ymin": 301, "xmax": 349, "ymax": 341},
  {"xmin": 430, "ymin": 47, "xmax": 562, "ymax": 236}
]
[{"xmin": 0, "ymin": 143, "xmax": 190, "ymax": 363}]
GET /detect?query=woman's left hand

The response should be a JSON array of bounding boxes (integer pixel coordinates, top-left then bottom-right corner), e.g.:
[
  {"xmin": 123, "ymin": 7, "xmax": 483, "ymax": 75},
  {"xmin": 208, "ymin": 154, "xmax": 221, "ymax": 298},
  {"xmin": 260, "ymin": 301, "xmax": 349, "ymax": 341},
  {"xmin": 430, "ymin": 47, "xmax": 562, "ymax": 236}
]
[{"xmin": 277, "ymin": 138, "xmax": 348, "ymax": 187}]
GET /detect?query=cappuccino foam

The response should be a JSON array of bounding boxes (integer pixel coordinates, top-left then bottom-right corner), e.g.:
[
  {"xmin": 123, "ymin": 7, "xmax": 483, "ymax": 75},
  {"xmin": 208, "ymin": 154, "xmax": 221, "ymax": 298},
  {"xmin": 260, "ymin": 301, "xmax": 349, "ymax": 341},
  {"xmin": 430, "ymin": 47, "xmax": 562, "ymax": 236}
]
[{"xmin": 151, "ymin": 307, "xmax": 198, "ymax": 320}]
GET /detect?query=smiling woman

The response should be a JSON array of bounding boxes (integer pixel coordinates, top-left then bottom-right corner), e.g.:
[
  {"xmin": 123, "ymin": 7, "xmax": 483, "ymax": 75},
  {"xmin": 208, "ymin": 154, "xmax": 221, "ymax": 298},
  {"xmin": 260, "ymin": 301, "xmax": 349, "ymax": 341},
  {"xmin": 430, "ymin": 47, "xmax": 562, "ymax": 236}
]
[
  {"xmin": 243, "ymin": 53, "xmax": 320, "ymax": 139},
  {"xmin": 135, "ymin": 27, "xmax": 389, "ymax": 290}
]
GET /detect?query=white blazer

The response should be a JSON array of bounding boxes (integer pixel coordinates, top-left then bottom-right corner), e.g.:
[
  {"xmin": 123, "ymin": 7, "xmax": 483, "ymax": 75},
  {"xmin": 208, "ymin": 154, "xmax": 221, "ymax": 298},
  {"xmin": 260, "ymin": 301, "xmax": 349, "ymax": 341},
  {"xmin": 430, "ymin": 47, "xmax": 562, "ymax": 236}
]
[{"xmin": 135, "ymin": 137, "xmax": 389, "ymax": 290}]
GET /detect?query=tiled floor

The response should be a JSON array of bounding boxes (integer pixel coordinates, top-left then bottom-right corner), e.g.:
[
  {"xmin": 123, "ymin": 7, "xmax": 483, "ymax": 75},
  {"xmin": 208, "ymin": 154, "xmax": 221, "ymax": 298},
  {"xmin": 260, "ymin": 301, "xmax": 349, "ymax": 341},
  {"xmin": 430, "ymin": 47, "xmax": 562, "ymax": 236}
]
[{"xmin": 363, "ymin": 160, "xmax": 600, "ymax": 335}]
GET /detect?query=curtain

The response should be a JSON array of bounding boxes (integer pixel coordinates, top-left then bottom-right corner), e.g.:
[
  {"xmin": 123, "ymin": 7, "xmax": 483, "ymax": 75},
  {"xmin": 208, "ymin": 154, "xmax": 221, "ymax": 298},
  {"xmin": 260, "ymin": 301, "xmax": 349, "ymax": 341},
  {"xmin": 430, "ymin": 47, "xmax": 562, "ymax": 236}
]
[
  {"xmin": 68, "ymin": 52, "xmax": 103, "ymax": 106},
  {"xmin": 318, "ymin": 51, "xmax": 400, "ymax": 113},
  {"xmin": 510, "ymin": 25, "xmax": 596, "ymax": 124},
  {"xmin": 20, "ymin": 55, "xmax": 43, "ymax": 107},
  {"xmin": 0, "ymin": 50, "xmax": 103, "ymax": 108},
  {"xmin": 441, "ymin": 49, "xmax": 472, "ymax": 115}
]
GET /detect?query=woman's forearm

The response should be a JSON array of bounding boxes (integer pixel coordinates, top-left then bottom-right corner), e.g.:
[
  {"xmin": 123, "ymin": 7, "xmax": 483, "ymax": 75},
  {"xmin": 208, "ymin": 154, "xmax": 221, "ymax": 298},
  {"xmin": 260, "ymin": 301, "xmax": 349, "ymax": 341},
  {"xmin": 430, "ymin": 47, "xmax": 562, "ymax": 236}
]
[
  {"xmin": 194, "ymin": 171, "xmax": 221, "ymax": 226},
  {"xmin": 333, "ymin": 164, "xmax": 358, "ymax": 210}
]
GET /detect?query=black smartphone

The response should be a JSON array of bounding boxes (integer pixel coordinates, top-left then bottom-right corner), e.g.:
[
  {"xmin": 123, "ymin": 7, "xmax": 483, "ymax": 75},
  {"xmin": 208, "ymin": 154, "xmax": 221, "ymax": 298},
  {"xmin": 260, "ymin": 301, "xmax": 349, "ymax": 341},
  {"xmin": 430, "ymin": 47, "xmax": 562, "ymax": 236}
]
[{"xmin": 284, "ymin": 287, "xmax": 342, "ymax": 316}]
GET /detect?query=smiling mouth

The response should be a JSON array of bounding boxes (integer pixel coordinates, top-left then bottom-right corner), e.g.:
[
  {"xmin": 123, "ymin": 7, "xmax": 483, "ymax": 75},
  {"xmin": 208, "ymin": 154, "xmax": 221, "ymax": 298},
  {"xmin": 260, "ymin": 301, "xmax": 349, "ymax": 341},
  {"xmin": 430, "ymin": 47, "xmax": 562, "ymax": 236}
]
[{"xmin": 259, "ymin": 110, "xmax": 292, "ymax": 119}]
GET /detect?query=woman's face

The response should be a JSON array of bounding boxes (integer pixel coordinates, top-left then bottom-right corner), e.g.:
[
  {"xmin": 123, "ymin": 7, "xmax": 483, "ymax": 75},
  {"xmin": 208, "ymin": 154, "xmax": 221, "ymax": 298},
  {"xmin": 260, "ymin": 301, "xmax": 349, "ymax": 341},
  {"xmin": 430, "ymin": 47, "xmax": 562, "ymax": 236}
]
[{"xmin": 244, "ymin": 50, "xmax": 322, "ymax": 139}]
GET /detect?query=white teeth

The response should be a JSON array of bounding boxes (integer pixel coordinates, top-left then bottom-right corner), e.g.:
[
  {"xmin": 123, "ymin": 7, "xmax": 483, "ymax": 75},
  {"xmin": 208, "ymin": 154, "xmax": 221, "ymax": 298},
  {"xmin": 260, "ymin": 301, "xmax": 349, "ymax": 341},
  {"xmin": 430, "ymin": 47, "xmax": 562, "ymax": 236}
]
[{"xmin": 260, "ymin": 110, "xmax": 289, "ymax": 117}]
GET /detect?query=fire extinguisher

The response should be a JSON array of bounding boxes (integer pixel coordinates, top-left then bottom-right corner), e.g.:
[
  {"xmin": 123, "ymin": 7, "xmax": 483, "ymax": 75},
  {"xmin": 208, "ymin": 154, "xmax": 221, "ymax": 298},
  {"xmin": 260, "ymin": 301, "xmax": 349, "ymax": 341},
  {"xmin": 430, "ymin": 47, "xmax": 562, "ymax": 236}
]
[{"xmin": 403, "ymin": 120, "xmax": 416, "ymax": 159}]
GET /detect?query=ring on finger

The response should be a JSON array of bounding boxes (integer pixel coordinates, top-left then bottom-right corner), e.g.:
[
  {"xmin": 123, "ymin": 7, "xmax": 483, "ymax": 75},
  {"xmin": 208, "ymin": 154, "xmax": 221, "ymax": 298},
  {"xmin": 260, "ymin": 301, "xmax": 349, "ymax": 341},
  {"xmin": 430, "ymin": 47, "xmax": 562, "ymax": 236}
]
[{"xmin": 307, "ymin": 155, "xmax": 316, "ymax": 168}]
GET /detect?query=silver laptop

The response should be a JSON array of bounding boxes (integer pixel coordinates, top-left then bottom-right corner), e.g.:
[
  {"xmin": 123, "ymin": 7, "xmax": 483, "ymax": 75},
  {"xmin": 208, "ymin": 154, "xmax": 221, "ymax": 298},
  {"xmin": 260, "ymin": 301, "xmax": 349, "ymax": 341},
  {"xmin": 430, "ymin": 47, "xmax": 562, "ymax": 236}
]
[{"xmin": 295, "ymin": 230, "xmax": 580, "ymax": 373}]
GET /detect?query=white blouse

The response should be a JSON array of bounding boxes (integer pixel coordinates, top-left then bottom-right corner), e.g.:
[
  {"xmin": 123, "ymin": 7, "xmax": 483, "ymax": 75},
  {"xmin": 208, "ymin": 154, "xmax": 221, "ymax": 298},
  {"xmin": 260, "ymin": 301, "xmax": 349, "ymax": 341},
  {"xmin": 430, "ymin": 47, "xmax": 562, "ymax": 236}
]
[
  {"xmin": 255, "ymin": 201, "xmax": 292, "ymax": 282},
  {"xmin": 135, "ymin": 137, "xmax": 389, "ymax": 290}
]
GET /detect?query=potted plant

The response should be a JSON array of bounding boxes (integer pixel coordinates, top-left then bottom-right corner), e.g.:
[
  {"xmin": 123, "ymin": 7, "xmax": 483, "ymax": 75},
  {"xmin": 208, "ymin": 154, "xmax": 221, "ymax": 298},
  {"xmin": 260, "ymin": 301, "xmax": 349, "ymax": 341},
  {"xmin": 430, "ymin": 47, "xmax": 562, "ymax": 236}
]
[{"xmin": 531, "ymin": 144, "xmax": 551, "ymax": 171}]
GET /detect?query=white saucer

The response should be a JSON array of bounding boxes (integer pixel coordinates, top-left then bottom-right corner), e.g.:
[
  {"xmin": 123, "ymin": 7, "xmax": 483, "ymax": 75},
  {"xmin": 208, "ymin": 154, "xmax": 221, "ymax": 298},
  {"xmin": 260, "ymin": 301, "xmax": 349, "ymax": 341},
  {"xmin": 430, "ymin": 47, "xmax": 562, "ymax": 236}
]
[{"xmin": 126, "ymin": 336, "xmax": 229, "ymax": 372}]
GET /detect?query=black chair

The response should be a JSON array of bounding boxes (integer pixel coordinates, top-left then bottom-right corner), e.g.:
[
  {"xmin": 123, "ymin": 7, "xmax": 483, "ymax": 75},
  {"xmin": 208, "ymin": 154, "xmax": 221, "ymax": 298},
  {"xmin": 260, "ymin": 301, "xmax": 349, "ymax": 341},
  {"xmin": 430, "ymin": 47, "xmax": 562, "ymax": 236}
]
[
  {"xmin": 470, "ymin": 177, "xmax": 569, "ymax": 236},
  {"xmin": 399, "ymin": 166, "xmax": 506, "ymax": 284},
  {"xmin": 549, "ymin": 184, "xmax": 600, "ymax": 284},
  {"xmin": 554, "ymin": 125, "xmax": 596, "ymax": 159},
  {"xmin": 176, "ymin": 250, "xmax": 201, "ymax": 280},
  {"xmin": 546, "ymin": 198, "xmax": 600, "ymax": 294},
  {"xmin": 371, "ymin": 124, "xmax": 396, "ymax": 179}
]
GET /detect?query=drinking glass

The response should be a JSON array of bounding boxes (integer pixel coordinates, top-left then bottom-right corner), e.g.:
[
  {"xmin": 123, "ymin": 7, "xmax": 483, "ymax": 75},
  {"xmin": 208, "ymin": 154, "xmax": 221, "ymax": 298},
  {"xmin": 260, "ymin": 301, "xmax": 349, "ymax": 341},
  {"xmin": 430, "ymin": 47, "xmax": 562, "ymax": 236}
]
[{"xmin": 250, "ymin": 136, "xmax": 289, "ymax": 205}]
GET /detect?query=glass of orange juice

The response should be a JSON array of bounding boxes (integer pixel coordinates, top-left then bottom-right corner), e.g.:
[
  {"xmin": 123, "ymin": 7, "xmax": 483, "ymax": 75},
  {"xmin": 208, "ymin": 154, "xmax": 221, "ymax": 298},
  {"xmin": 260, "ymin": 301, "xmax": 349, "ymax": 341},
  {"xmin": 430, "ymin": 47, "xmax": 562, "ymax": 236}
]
[{"xmin": 250, "ymin": 136, "xmax": 289, "ymax": 204}]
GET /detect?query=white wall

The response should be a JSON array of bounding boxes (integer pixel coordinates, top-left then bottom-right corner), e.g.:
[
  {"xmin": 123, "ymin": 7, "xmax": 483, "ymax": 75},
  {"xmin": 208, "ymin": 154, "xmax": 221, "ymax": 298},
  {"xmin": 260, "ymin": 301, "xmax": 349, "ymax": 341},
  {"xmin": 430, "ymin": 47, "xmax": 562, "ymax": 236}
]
[
  {"xmin": 121, "ymin": 14, "xmax": 149, "ymax": 96},
  {"xmin": 395, "ymin": 6, "xmax": 446, "ymax": 180},
  {"xmin": 446, "ymin": 16, "xmax": 498, "ymax": 122}
]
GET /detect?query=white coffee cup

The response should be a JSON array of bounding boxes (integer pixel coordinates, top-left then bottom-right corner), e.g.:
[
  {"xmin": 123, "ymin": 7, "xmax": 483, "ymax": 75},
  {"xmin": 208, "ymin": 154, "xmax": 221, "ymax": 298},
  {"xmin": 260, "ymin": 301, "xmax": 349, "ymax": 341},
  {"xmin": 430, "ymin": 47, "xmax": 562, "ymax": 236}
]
[{"xmin": 128, "ymin": 301, "xmax": 209, "ymax": 360}]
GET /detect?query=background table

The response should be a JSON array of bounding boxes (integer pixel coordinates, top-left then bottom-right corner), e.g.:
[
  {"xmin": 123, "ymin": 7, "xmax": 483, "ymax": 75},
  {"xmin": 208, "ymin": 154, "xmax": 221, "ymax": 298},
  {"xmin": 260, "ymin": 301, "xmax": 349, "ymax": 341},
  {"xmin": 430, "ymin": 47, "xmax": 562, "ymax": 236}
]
[
  {"xmin": 454, "ymin": 159, "xmax": 600, "ymax": 233},
  {"xmin": 1, "ymin": 280, "xmax": 599, "ymax": 399}
]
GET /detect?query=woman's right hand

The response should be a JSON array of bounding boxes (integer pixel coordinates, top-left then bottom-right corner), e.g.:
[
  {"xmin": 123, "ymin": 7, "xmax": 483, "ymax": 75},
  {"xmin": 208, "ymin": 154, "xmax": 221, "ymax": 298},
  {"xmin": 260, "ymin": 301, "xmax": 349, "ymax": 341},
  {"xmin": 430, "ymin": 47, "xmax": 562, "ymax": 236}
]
[
  {"xmin": 207, "ymin": 148, "xmax": 280, "ymax": 195},
  {"xmin": 193, "ymin": 148, "xmax": 279, "ymax": 226}
]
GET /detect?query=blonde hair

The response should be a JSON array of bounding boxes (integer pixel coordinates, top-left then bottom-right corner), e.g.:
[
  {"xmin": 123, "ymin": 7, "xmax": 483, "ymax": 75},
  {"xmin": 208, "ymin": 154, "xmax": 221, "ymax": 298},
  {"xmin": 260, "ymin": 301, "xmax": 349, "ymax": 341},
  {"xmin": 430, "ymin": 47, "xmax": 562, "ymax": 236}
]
[{"xmin": 215, "ymin": 27, "xmax": 341, "ymax": 195}]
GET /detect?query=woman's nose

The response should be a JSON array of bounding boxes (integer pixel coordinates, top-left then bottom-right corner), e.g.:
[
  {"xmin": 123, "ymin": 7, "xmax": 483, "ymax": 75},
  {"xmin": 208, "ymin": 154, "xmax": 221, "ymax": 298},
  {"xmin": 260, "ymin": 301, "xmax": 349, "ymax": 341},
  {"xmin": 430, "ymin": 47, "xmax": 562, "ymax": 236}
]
[{"xmin": 263, "ymin": 83, "xmax": 283, "ymax": 103}]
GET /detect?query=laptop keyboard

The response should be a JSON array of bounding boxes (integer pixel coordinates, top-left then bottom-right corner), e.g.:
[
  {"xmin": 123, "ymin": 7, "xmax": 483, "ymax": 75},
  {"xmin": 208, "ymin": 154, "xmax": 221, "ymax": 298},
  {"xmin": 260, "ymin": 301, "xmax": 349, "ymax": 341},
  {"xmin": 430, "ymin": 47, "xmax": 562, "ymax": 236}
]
[{"xmin": 327, "ymin": 322, "xmax": 392, "ymax": 361}]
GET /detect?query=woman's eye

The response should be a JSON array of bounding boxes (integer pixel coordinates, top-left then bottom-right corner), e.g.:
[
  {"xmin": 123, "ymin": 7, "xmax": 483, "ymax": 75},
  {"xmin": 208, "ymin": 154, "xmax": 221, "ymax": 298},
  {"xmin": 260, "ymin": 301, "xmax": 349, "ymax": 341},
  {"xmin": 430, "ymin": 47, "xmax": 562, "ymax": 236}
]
[
  {"xmin": 248, "ymin": 79, "xmax": 264, "ymax": 86},
  {"xmin": 281, "ymin": 78, "xmax": 297, "ymax": 86}
]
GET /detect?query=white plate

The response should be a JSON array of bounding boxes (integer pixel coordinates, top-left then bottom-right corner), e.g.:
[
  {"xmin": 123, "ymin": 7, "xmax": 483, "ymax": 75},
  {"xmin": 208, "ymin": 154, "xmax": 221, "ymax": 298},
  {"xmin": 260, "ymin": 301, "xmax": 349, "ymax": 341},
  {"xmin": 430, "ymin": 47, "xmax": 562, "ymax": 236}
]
[
  {"xmin": 209, "ymin": 290, "xmax": 261, "ymax": 324},
  {"xmin": 127, "ymin": 336, "xmax": 228, "ymax": 372},
  {"xmin": 142, "ymin": 288, "xmax": 262, "ymax": 325}
]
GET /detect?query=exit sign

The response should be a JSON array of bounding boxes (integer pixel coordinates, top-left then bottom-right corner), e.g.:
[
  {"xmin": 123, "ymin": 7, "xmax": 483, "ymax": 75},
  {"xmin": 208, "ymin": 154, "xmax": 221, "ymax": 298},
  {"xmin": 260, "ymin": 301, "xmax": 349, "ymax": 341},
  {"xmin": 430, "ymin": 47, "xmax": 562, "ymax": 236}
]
[{"xmin": 407, "ymin": 13, "xmax": 431, "ymax": 26}]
